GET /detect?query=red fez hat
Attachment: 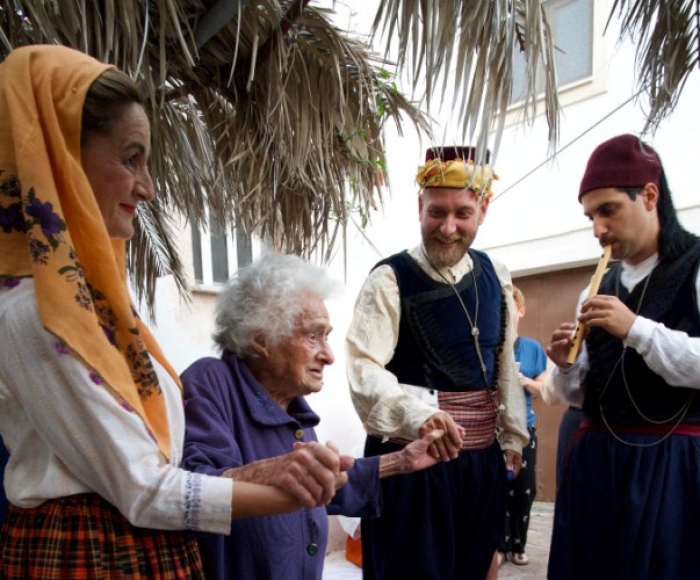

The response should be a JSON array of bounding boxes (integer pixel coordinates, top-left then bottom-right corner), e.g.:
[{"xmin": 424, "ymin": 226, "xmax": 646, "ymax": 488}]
[
  {"xmin": 425, "ymin": 146, "xmax": 491, "ymax": 164},
  {"xmin": 578, "ymin": 134, "xmax": 662, "ymax": 200}
]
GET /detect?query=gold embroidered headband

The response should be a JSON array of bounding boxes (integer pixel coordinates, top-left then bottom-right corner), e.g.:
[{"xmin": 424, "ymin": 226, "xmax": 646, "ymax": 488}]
[{"xmin": 416, "ymin": 157, "xmax": 498, "ymax": 200}]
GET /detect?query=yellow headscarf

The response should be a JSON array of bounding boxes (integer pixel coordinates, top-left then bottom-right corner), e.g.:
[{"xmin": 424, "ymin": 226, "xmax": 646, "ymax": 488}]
[
  {"xmin": 0, "ymin": 45, "xmax": 176, "ymax": 458},
  {"xmin": 416, "ymin": 158, "xmax": 498, "ymax": 200}
]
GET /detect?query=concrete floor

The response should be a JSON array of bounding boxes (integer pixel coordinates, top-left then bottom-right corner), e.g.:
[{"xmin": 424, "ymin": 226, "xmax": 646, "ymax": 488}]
[{"xmin": 497, "ymin": 501, "xmax": 553, "ymax": 579}]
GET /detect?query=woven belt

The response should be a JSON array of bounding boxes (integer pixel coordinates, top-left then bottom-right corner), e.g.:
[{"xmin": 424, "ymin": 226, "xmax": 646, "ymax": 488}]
[{"xmin": 390, "ymin": 389, "xmax": 499, "ymax": 450}]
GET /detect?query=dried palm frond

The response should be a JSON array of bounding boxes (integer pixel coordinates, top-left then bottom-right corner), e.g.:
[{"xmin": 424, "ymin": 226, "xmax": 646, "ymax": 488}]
[
  {"xmin": 127, "ymin": 198, "xmax": 189, "ymax": 317},
  {"xmin": 0, "ymin": 0, "xmax": 430, "ymax": 313},
  {"xmin": 371, "ymin": 0, "xmax": 560, "ymax": 161},
  {"xmin": 610, "ymin": 0, "xmax": 699, "ymax": 134}
]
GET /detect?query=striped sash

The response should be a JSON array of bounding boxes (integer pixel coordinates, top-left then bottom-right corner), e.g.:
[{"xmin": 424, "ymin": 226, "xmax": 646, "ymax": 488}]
[{"xmin": 390, "ymin": 389, "xmax": 499, "ymax": 450}]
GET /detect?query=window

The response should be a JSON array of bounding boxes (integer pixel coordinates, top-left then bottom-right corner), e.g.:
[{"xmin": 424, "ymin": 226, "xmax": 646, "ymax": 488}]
[
  {"xmin": 191, "ymin": 219, "xmax": 261, "ymax": 290},
  {"xmin": 510, "ymin": 0, "xmax": 595, "ymax": 104}
]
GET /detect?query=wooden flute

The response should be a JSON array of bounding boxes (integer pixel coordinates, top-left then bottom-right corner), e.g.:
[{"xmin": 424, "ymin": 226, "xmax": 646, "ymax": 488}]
[{"xmin": 566, "ymin": 244, "xmax": 613, "ymax": 364}]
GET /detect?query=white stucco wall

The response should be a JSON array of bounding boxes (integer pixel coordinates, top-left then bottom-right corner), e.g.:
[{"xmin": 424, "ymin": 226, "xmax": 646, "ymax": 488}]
[{"xmin": 148, "ymin": 0, "xmax": 700, "ymax": 455}]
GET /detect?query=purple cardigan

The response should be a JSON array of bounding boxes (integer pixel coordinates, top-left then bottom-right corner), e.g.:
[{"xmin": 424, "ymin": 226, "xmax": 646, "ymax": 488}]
[{"xmin": 181, "ymin": 351, "xmax": 381, "ymax": 580}]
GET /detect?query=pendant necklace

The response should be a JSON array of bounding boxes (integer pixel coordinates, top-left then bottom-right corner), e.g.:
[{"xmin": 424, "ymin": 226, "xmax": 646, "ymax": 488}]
[
  {"xmin": 423, "ymin": 249, "xmax": 489, "ymax": 388},
  {"xmin": 600, "ymin": 269, "xmax": 694, "ymax": 447}
]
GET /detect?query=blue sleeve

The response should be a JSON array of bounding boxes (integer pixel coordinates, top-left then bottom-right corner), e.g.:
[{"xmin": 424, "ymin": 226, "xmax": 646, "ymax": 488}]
[
  {"xmin": 518, "ymin": 337, "xmax": 547, "ymax": 379},
  {"xmin": 327, "ymin": 456, "xmax": 382, "ymax": 518},
  {"xmin": 181, "ymin": 359, "xmax": 242, "ymax": 477}
]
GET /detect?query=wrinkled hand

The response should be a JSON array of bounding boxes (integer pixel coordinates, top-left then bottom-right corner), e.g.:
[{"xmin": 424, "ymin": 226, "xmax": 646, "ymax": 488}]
[
  {"xmin": 504, "ymin": 449, "xmax": 523, "ymax": 479},
  {"xmin": 578, "ymin": 295, "xmax": 636, "ymax": 339},
  {"xmin": 317, "ymin": 440, "xmax": 355, "ymax": 474},
  {"xmin": 223, "ymin": 441, "xmax": 352, "ymax": 509},
  {"xmin": 546, "ymin": 322, "xmax": 577, "ymax": 367},
  {"xmin": 399, "ymin": 429, "xmax": 446, "ymax": 472},
  {"xmin": 419, "ymin": 412, "xmax": 464, "ymax": 461}
]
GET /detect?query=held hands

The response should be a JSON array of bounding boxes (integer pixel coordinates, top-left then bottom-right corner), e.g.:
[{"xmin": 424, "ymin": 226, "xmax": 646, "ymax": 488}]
[
  {"xmin": 399, "ymin": 429, "xmax": 446, "ymax": 473},
  {"xmin": 378, "ymin": 429, "xmax": 448, "ymax": 478},
  {"xmin": 419, "ymin": 411, "xmax": 465, "ymax": 461},
  {"xmin": 285, "ymin": 441, "xmax": 352, "ymax": 508},
  {"xmin": 223, "ymin": 441, "xmax": 352, "ymax": 509}
]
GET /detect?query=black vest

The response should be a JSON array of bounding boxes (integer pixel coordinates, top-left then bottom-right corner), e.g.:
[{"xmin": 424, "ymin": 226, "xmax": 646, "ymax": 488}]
[
  {"xmin": 376, "ymin": 250, "xmax": 505, "ymax": 392},
  {"xmin": 583, "ymin": 241, "xmax": 700, "ymax": 424}
]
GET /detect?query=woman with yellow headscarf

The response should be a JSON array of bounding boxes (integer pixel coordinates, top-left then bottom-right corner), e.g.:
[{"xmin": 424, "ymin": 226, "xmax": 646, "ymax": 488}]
[{"xmin": 0, "ymin": 45, "xmax": 348, "ymax": 578}]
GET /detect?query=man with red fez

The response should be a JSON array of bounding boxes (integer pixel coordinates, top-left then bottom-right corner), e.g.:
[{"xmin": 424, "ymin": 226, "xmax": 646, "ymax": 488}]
[
  {"xmin": 546, "ymin": 134, "xmax": 700, "ymax": 579},
  {"xmin": 346, "ymin": 146, "xmax": 528, "ymax": 579}
]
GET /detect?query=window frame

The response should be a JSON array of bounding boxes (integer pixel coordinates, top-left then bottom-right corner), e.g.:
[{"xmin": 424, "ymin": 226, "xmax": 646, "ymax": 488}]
[
  {"xmin": 504, "ymin": 0, "xmax": 608, "ymax": 124},
  {"xmin": 189, "ymin": 215, "xmax": 261, "ymax": 293}
]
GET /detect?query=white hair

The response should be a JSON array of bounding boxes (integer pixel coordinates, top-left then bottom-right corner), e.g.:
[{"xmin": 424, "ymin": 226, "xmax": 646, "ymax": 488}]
[{"xmin": 213, "ymin": 253, "xmax": 340, "ymax": 358}]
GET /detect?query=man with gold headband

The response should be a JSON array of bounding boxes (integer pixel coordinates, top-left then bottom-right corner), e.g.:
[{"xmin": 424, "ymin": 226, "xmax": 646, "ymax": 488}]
[{"xmin": 346, "ymin": 146, "xmax": 528, "ymax": 579}]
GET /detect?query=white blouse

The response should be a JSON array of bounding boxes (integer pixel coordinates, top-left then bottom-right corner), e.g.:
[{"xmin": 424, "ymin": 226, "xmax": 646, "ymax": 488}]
[{"xmin": 0, "ymin": 279, "xmax": 232, "ymax": 534}]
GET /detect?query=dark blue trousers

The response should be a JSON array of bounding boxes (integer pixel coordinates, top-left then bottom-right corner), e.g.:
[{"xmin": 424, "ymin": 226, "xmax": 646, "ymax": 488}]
[
  {"xmin": 362, "ymin": 437, "xmax": 507, "ymax": 580},
  {"xmin": 549, "ymin": 428, "xmax": 700, "ymax": 580}
]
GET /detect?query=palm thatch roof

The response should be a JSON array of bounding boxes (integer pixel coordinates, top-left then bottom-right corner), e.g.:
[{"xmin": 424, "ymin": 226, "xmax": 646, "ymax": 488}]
[
  {"xmin": 371, "ymin": 0, "xmax": 700, "ymax": 154},
  {"xmin": 609, "ymin": 0, "xmax": 700, "ymax": 133},
  {"xmin": 2, "ymin": 1, "xmax": 692, "ymax": 311},
  {"xmin": 2, "ymin": 0, "xmax": 432, "ymax": 310},
  {"xmin": 371, "ymin": 0, "xmax": 561, "ymax": 163}
]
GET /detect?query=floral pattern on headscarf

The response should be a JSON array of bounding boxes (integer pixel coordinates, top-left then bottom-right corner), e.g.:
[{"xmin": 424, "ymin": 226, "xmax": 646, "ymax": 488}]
[
  {"xmin": 0, "ymin": 172, "xmax": 23, "ymax": 233},
  {"xmin": 0, "ymin": 45, "xmax": 177, "ymax": 458},
  {"xmin": 2, "ymin": 168, "xmax": 162, "ymax": 391}
]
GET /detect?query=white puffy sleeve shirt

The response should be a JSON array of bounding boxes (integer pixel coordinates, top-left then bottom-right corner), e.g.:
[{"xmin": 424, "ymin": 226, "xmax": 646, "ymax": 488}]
[
  {"xmin": 0, "ymin": 279, "xmax": 232, "ymax": 533},
  {"xmin": 346, "ymin": 245, "xmax": 528, "ymax": 454},
  {"xmin": 546, "ymin": 253, "xmax": 700, "ymax": 406}
]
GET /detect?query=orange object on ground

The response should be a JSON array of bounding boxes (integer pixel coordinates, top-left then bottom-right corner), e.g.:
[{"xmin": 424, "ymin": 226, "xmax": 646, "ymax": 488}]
[{"xmin": 345, "ymin": 536, "xmax": 362, "ymax": 567}]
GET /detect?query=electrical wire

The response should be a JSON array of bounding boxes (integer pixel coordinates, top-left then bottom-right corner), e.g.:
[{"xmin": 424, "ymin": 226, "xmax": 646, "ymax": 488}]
[{"xmin": 491, "ymin": 87, "xmax": 646, "ymax": 203}]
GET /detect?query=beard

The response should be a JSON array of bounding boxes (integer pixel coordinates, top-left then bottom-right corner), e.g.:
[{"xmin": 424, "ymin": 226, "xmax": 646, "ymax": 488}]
[{"xmin": 423, "ymin": 234, "xmax": 471, "ymax": 268}]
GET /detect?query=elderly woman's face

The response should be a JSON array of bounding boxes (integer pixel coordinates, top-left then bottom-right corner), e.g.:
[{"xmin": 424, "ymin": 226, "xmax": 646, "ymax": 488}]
[
  {"xmin": 261, "ymin": 291, "xmax": 334, "ymax": 405},
  {"xmin": 81, "ymin": 103, "xmax": 154, "ymax": 239}
]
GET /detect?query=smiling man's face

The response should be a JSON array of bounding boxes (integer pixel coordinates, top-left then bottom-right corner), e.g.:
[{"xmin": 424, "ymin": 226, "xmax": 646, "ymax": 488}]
[{"xmin": 419, "ymin": 187, "xmax": 489, "ymax": 268}]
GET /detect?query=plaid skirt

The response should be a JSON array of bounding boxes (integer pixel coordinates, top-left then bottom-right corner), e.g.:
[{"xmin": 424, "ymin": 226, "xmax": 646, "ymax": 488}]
[{"xmin": 0, "ymin": 494, "xmax": 204, "ymax": 579}]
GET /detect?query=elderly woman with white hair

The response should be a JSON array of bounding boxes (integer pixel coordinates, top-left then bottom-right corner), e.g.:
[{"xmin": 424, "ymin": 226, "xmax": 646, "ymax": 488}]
[{"xmin": 181, "ymin": 253, "xmax": 445, "ymax": 580}]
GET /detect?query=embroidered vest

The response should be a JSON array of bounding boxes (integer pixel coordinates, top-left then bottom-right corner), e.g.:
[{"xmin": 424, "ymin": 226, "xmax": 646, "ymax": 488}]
[
  {"xmin": 583, "ymin": 241, "xmax": 700, "ymax": 424},
  {"xmin": 377, "ymin": 250, "xmax": 505, "ymax": 392}
]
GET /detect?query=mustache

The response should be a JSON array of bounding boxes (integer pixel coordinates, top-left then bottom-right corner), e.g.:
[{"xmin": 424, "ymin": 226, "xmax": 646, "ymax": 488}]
[{"xmin": 430, "ymin": 235, "xmax": 468, "ymax": 244}]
